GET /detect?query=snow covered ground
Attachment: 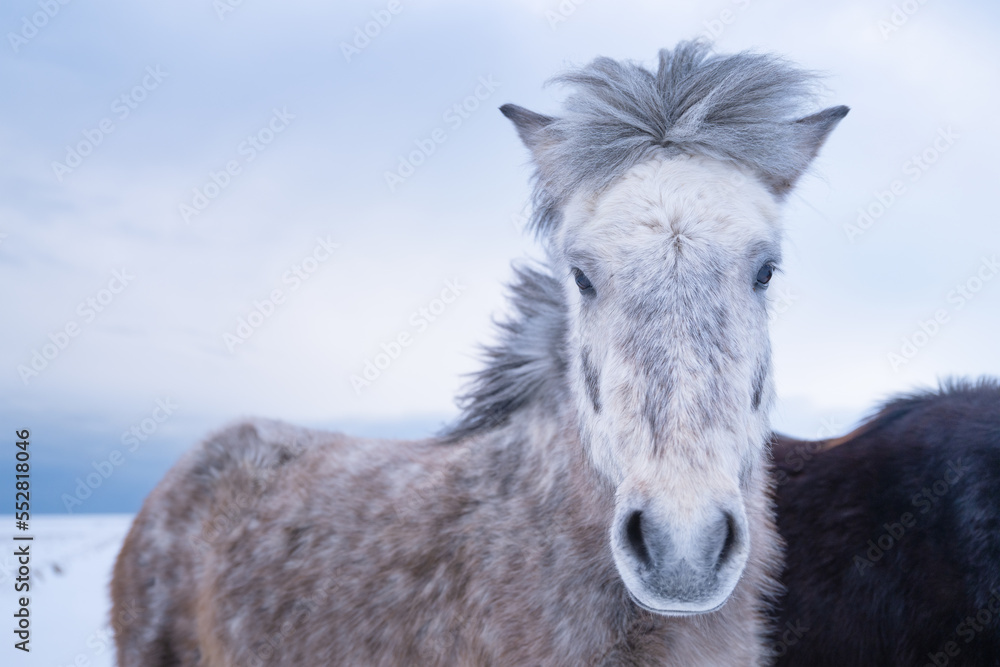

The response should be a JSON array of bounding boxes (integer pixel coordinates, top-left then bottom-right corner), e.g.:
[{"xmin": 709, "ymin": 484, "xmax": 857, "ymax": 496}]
[{"xmin": 2, "ymin": 514, "xmax": 133, "ymax": 667}]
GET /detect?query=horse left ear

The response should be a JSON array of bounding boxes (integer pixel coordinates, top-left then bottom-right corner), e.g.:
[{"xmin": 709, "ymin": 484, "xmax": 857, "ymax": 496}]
[
  {"xmin": 500, "ymin": 104, "xmax": 556, "ymax": 153},
  {"xmin": 767, "ymin": 105, "xmax": 850, "ymax": 198}
]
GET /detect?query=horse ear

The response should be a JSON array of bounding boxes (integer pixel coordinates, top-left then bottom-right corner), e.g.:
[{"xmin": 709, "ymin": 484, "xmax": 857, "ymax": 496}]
[
  {"xmin": 500, "ymin": 104, "xmax": 556, "ymax": 152},
  {"xmin": 767, "ymin": 105, "xmax": 850, "ymax": 198}
]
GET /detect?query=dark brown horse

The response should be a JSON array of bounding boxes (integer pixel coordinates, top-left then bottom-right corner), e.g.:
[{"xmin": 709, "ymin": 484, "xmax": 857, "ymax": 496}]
[{"xmin": 772, "ymin": 378, "xmax": 1000, "ymax": 667}]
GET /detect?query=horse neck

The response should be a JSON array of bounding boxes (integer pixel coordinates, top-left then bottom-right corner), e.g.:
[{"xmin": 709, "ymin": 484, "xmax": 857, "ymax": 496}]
[{"xmin": 461, "ymin": 398, "xmax": 613, "ymax": 524}]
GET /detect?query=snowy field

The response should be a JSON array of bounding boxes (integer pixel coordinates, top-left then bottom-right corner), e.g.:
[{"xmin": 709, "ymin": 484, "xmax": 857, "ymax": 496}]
[{"xmin": 2, "ymin": 515, "xmax": 133, "ymax": 667}]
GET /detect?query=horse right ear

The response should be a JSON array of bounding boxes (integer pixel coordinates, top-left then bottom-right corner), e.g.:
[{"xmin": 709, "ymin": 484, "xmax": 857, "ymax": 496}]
[
  {"xmin": 500, "ymin": 104, "xmax": 556, "ymax": 153},
  {"xmin": 764, "ymin": 105, "xmax": 850, "ymax": 198}
]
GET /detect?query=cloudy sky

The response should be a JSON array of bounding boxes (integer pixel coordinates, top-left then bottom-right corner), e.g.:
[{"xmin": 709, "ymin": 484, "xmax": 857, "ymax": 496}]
[{"xmin": 2, "ymin": 0, "xmax": 998, "ymax": 512}]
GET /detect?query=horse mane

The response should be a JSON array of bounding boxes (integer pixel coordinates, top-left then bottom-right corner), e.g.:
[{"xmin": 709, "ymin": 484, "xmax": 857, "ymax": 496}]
[
  {"xmin": 441, "ymin": 264, "xmax": 569, "ymax": 442},
  {"xmin": 871, "ymin": 375, "xmax": 1000, "ymax": 424},
  {"xmin": 526, "ymin": 40, "xmax": 823, "ymax": 236},
  {"xmin": 774, "ymin": 377, "xmax": 1000, "ymax": 459},
  {"xmin": 443, "ymin": 41, "xmax": 826, "ymax": 441}
]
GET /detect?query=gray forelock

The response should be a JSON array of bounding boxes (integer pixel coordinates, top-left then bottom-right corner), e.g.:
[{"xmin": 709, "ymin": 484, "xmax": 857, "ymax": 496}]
[{"xmin": 529, "ymin": 40, "xmax": 820, "ymax": 236}]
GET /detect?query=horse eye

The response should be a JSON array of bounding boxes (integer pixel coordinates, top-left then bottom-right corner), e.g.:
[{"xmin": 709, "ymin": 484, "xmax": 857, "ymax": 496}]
[
  {"xmin": 573, "ymin": 268, "xmax": 595, "ymax": 294},
  {"xmin": 755, "ymin": 264, "xmax": 773, "ymax": 289}
]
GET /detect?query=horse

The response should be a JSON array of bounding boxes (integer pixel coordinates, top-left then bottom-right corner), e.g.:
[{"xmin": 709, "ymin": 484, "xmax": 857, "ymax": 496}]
[
  {"xmin": 771, "ymin": 378, "xmax": 1000, "ymax": 666},
  {"xmin": 111, "ymin": 41, "xmax": 851, "ymax": 665}
]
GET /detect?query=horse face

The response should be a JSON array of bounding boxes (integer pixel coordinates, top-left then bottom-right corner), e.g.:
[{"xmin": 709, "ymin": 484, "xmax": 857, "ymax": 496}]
[{"xmin": 555, "ymin": 153, "xmax": 781, "ymax": 615}]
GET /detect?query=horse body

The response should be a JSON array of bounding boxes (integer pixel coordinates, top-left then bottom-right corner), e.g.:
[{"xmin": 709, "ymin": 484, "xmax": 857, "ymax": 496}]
[
  {"xmin": 113, "ymin": 406, "xmax": 776, "ymax": 665},
  {"xmin": 113, "ymin": 41, "xmax": 850, "ymax": 665},
  {"xmin": 773, "ymin": 380, "xmax": 1000, "ymax": 667}
]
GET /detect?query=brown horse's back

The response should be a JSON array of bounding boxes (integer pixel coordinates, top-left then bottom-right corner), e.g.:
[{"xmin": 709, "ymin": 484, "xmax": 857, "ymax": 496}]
[
  {"xmin": 111, "ymin": 420, "xmax": 346, "ymax": 666},
  {"xmin": 111, "ymin": 417, "xmax": 558, "ymax": 666},
  {"xmin": 111, "ymin": 407, "xmax": 776, "ymax": 666},
  {"xmin": 771, "ymin": 380, "xmax": 1000, "ymax": 666}
]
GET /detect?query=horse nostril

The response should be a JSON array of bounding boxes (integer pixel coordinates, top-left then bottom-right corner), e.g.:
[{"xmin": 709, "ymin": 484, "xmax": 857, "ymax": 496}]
[
  {"xmin": 716, "ymin": 512, "xmax": 739, "ymax": 570},
  {"xmin": 625, "ymin": 510, "xmax": 652, "ymax": 567}
]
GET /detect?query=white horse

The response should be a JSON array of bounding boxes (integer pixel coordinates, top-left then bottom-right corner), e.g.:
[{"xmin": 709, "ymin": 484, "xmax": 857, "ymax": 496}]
[{"xmin": 112, "ymin": 41, "xmax": 847, "ymax": 665}]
